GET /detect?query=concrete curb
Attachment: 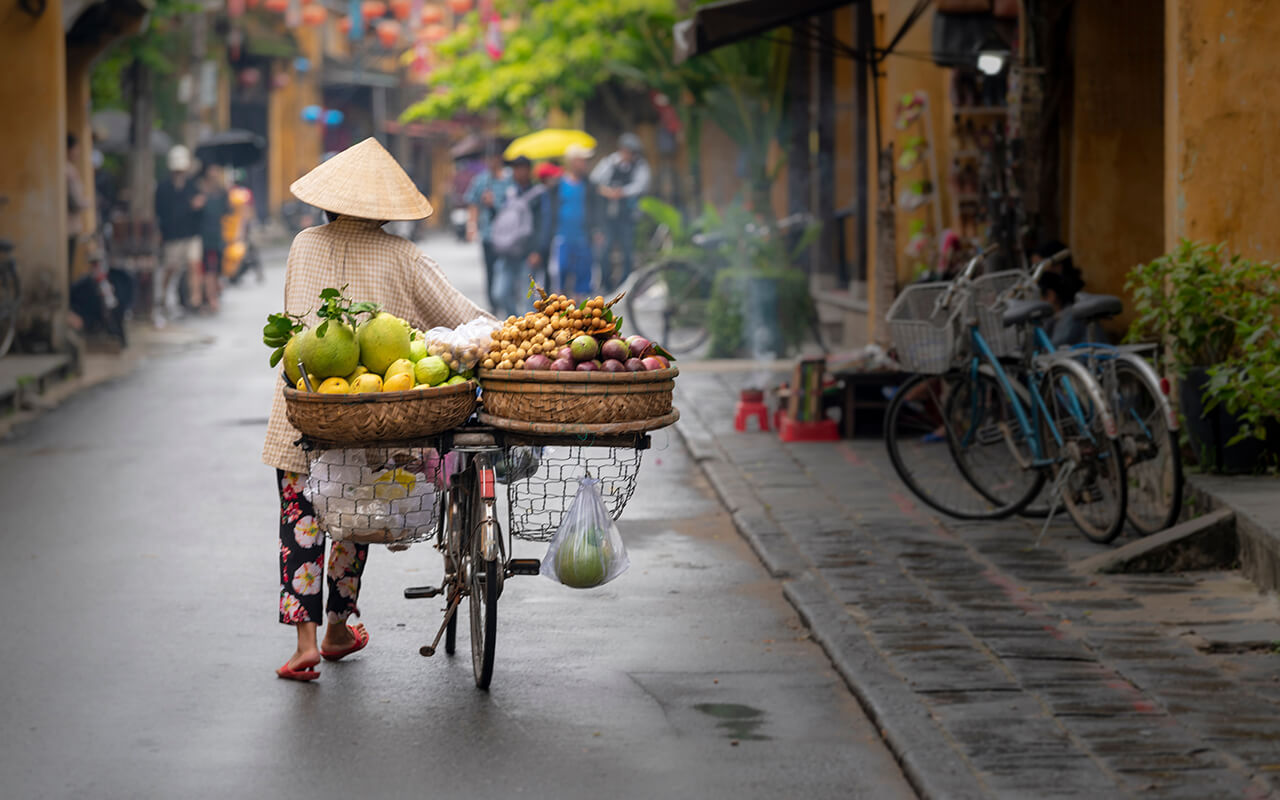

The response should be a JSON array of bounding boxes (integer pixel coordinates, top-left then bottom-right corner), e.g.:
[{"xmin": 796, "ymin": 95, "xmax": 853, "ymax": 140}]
[{"xmin": 785, "ymin": 574, "xmax": 989, "ymax": 800}]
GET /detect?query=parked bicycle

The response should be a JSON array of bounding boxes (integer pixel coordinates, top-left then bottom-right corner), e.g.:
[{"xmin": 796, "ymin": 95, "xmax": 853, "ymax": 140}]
[
  {"xmin": 0, "ymin": 197, "xmax": 21, "ymax": 359},
  {"xmin": 884, "ymin": 247, "xmax": 1129, "ymax": 544}
]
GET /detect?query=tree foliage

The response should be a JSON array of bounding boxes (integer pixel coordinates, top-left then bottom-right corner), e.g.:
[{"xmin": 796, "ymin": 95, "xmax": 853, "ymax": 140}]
[{"xmin": 90, "ymin": 0, "xmax": 197, "ymax": 111}]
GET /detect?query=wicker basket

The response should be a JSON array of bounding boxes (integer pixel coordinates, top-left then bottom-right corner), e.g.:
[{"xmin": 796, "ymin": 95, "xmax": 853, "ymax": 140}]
[
  {"xmin": 476, "ymin": 367, "xmax": 677, "ymax": 424},
  {"xmin": 283, "ymin": 381, "xmax": 476, "ymax": 447}
]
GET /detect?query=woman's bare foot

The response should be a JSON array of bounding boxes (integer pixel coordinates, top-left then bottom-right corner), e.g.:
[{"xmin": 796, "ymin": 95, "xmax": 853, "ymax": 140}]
[
  {"xmin": 322, "ymin": 621, "xmax": 366, "ymax": 653},
  {"xmin": 286, "ymin": 621, "xmax": 321, "ymax": 670}
]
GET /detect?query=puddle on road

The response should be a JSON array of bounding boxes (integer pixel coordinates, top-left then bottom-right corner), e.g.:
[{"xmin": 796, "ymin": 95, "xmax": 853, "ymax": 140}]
[{"xmin": 692, "ymin": 703, "xmax": 771, "ymax": 741}]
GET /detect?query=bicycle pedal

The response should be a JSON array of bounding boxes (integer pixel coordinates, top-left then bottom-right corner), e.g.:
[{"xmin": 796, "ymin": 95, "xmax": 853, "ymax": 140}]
[
  {"xmin": 404, "ymin": 585, "xmax": 442, "ymax": 599},
  {"xmin": 507, "ymin": 558, "xmax": 541, "ymax": 576}
]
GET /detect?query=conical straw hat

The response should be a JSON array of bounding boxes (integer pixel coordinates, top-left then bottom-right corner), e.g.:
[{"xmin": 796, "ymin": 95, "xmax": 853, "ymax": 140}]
[{"xmin": 290, "ymin": 137, "xmax": 433, "ymax": 221}]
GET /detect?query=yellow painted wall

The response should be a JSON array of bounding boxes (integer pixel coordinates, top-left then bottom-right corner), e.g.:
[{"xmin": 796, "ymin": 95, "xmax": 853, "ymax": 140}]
[
  {"xmin": 268, "ymin": 28, "xmax": 323, "ymax": 215},
  {"xmin": 1067, "ymin": 0, "xmax": 1164, "ymax": 331},
  {"xmin": 0, "ymin": 0, "xmax": 67, "ymax": 334},
  {"xmin": 1164, "ymin": 0, "xmax": 1280, "ymax": 258}
]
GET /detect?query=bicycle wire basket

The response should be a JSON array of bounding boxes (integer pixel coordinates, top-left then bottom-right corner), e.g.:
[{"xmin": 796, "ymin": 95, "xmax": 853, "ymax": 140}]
[
  {"xmin": 970, "ymin": 270, "xmax": 1029, "ymax": 358},
  {"xmin": 305, "ymin": 446, "xmax": 446, "ymax": 545},
  {"xmin": 505, "ymin": 445, "xmax": 644, "ymax": 542},
  {"xmin": 886, "ymin": 282, "xmax": 964, "ymax": 374}
]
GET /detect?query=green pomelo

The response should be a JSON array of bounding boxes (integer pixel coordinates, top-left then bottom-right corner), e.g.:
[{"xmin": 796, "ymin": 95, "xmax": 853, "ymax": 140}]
[
  {"xmin": 555, "ymin": 539, "xmax": 606, "ymax": 588},
  {"xmin": 283, "ymin": 331, "xmax": 308, "ymax": 384},
  {"xmin": 299, "ymin": 323, "xmax": 359, "ymax": 378},
  {"xmin": 414, "ymin": 356, "xmax": 450, "ymax": 386},
  {"xmin": 357, "ymin": 312, "xmax": 412, "ymax": 375}
]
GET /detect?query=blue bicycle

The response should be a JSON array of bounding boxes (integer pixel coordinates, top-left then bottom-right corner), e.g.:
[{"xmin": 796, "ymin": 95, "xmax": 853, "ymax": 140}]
[{"xmin": 885, "ymin": 248, "xmax": 1129, "ymax": 543}]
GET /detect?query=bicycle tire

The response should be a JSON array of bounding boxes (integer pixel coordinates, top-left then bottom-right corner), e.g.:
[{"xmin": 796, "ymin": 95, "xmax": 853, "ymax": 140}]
[
  {"xmin": 0, "ymin": 261, "xmax": 19, "ymax": 359},
  {"xmin": 945, "ymin": 368, "xmax": 1046, "ymax": 516},
  {"xmin": 1113, "ymin": 358, "xmax": 1183, "ymax": 535},
  {"xmin": 1040, "ymin": 363, "xmax": 1128, "ymax": 544},
  {"xmin": 623, "ymin": 261, "xmax": 712, "ymax": 356},
  {"xmin": 884, "ymin": 372, "xmax": 1029, "ymax": 520},
  {"xmin": 468, "ymin": 471, "xmax": 498, "ymax": 690}
]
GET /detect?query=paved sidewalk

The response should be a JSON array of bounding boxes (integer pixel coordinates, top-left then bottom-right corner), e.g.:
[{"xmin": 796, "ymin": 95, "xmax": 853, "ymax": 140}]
[{"xmin": 676, "ymin": 370, "xmax": 1280, "ymax": 800}]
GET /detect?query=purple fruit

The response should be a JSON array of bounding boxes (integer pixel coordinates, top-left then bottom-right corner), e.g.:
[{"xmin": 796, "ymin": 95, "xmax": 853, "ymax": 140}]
[
  {"xmin": 575, "ymin": 361, "xmax": 598, "ymax": 372},
  {"xmin": 601, "ymin": 359, "xmax": 625, "ymax": 372},
  {"xmin": 641, "ymin": 356, "xmax": 664, "ymax": 371},
  {"xmin": 624, "ymin": 358, "xmax": 645, "ymax": 372},
  {"xmin": 557, "ymin": 346, "xmax": 573, "ymax": 362},
  {"xmin": 524, "ymin": 354, "xmax": 552, "ymax": 370},
  {"xmin": 625, "ymin": 335, "xmax": 650, "ymax": 357},
  {"xmin": 601, "ymin": 338, "xmax": 630, "ymax": 362},
  {"xmin": 551, "ymin": 358, "xmax": 575, "ymax": 371},
  {"xmin": 652, "ymin": 355, "xmax": 670, "ymax": 369},
  {"xmin": 569, "ymin": 335, "xmax": 599, "ymax": 362}
]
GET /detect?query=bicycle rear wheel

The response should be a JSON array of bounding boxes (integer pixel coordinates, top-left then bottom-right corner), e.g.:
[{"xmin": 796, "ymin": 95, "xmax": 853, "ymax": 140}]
[
  {"xmin": 884, "ymin": 372, "xmax": 1034, "ymax": 520},
  {"xmin": 467, "ymin": 471, "xmax": 498, "ymax": 690},
  {"xmin": 623, "ymin": 262, "xmax": 712, "ymax": 355},
  {"xmin": 1112, "ymin": 358, "xmax": 1183, "ymax": 535},
  {"xmin": 1041, "ymin": 363, "xmax": 1127, "ymax": 544},
  {"xmin": 945, "ymin": 368, "xmax": 1046, "ymax": 516},
  {"xmin": 0, "ymin": 261, "xmax": 18, "ymax": 358}
]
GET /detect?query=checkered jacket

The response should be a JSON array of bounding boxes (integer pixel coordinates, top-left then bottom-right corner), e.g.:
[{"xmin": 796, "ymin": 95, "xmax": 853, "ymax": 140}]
[{"xmin": 262, "ymin": 217, "xmax": 491, "ymax": 474}]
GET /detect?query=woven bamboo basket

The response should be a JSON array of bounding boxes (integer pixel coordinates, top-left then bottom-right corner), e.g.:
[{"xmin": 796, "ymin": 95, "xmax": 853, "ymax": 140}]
[
  {"xmin": 476, "ymin": 367, "xmax": 677, "ymax": 424},
  {"xmin": 283, "ymin": 381, "xmax": 476, "ymax": 447}
]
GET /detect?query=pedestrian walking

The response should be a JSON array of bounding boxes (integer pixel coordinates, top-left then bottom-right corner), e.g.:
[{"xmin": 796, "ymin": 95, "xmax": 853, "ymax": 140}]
[
  {"xmin": 197, "ymin": 163, "xmax": 229, "ymax": 313},
  {"xmin": 590, "ymin": 133, "xmax": 650, "ymax": 290},
  {"xmin": 262, "ymin": 138, "xmax": 492, "ymax": 682},
  {"xmin": 154, "ymin": 146, "xmax": 205, "ymax": 325},
  {"xmin": 464, "ymin": 151, "xmax": 512, "ymax": 311},
  {"xmin": 535, "ymin": 162, "xmax": 562, "ymax": 287},
  {"xmin": 488, "ymin": 156, "xmax": 552, "ymax": 318},
  {"xmin": 555, "ymin": 144, "xmax": 599, "ymax": 297}
]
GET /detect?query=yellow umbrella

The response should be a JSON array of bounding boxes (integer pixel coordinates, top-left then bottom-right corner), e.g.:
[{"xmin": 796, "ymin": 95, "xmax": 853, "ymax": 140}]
[{"xmin": 503, "ymin": 129, "xmax": 597, "ymax": 160}]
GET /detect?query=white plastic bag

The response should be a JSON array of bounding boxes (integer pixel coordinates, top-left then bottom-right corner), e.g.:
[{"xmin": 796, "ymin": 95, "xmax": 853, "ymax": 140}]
[
  {"xmin": 541, "ymin": 477, "xmax": 630, "ymax": 588},
  {"xmin": 424, "ymin": 317, "xmax": 501, "ymax": 372}
]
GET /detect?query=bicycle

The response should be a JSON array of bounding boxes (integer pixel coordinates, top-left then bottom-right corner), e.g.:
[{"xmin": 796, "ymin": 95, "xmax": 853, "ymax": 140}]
[
  {"xmin": 884, "ymin": 247, "xmax": 1129, "ymax": 544},
  {"xmin": 0, "ymin": 197, "xmax": 20, "ymax": 358}
]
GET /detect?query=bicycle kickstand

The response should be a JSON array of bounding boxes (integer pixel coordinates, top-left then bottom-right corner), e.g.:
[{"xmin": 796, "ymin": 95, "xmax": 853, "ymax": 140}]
[
  {"xmin": 1035, "ymin": 461, "xmax": 1076, "ymax": 548},
  {"xmin": 419, "ymin": 591, "xmax": 462, "ymax": 657}
]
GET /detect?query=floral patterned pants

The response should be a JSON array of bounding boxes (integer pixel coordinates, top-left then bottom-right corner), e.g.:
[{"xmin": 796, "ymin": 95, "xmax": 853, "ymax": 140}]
[{"xmin": 278, "ymin": 471, "xmax": 369, "ymax": 626}]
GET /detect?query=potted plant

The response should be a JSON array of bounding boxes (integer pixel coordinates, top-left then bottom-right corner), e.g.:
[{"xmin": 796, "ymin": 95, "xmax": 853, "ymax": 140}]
[{"xmin": 1127, "ymin": 240, "xmax": 1280, "ymax": 473}]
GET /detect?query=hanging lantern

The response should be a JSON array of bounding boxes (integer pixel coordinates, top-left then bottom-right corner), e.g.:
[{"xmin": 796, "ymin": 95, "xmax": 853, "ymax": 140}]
[
  {"xmin": 338, "ymin": 15, "xmax": 353, "ymax": 33},
  {"xmin": 301, "ymin": 4, "xmax": 327, "ymax": 24},
  {"xmin": 300, "ymin": 0, "xmax": 314, "ymax": 4},
  {"xmin": 301, "ymin": 105, "xmax": 323, "ymax": 123},
  {"xmin": 361, "ymin": 0, "xmax": 386, "ymax": 19},
  {"xmin": 423, "ymin": 22, "xmax": 447, "ymax": 41},
  {"xmin": 264, "ymin": 0, "xmax": 288, "ymax": 12},
  {"xmin": 446, "ymin": 0, "xmax": 470, "ymax": 12},
  {"xmin": 419, "ymin": 3, "xmax": 442, "ymax": 24},
  {"xmin": 324, "ymin": 109, "xmax": 345, "ymax": 127},
  {"xmin": 499, "ymin": 15, "xmax": 519, "ymax": 34},
  {"xmin": 272, "ymin": 71, "xmax": 291, "ymax": 89},
  {"xmin": 389, "ymin": 0, "xmax": 410, "ymax": 20},
  {"xmin": 375, "ymin": 19, "xmax": 401, "ymax": 46},
  {"xmin": 245, "ymin": 0, "xmax": 260, "ymax": 8},
  {"xmin": 239, "ymin": 67, "xmax": 262, "ymax": 87}
]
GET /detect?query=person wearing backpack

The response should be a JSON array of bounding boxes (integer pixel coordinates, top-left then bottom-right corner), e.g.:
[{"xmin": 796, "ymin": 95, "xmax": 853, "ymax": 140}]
[
  {"xmin": 489, "ymin": 156, "xmax": 552, "ymax": 317},
  {"xmin": 590, "ymin": 133, "xmax": 650, "ymax": 290}
]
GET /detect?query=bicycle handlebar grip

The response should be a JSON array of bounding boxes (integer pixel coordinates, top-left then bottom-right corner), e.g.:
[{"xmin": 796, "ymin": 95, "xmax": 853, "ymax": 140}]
[{"xmin": 1050, "ymin": 249, "xmax": 1071, "ymax": 265}]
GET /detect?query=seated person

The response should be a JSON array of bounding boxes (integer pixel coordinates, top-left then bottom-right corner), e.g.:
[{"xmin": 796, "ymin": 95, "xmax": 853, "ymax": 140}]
[{"xmin": 1037, "ymin": 269, "xmax": 1089, "ymax": 347}]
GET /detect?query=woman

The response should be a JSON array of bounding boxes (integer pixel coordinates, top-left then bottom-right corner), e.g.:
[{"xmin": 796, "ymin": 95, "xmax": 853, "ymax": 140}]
[{"xmin": 262, "ymin": 138, "xmax": 490, "ymax": 681}]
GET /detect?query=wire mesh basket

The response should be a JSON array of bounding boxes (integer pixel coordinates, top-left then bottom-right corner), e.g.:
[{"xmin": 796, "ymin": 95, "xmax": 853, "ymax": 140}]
[
  {"xmin": 970, "ymin": 270, "xmax": 1029, "ymax": 358},
  {"xmin": 505, "ymin": 445, "xmax": 644, "ymax": 542},
  {"xmin": 305, "ymin": 446, "xmax": 445, "ymax": 545},
  {"xmin": 886, "ymin": 282, "xmax": 964, "ymax": 374}
]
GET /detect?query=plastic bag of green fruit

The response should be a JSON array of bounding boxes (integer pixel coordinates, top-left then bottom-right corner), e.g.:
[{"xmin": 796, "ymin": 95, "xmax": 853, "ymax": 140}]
[{"xmin": 541, "ymin": 477, "xmax": 630, "ymax": 589}]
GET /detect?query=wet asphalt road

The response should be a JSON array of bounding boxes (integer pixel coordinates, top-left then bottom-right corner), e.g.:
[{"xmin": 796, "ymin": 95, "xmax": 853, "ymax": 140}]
[{"xmin": 0, "ymin": 234, "xmax": 913, "ymax": 800}]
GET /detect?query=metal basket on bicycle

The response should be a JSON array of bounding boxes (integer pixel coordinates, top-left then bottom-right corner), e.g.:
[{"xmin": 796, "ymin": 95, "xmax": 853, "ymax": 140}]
[
  {"xmin": 886, "ymin": 282, "xmax": 964, "ymax": 374},
  {"xmin": 503, "ymin": 444, "xmax": 644, "ymax": 542},
  {"xmin": 970, "ymin": 270, "xmax": 1028, "ymax": 358},
  {"xmin": 304, "ymin": 446, "xmax": 446, "ymax": 545}
]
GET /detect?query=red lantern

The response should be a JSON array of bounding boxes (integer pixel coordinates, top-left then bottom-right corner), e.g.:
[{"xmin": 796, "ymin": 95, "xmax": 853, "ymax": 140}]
[
  {"xmin": 239, "ymin": 67, "xmax": 261, "ymax": 87},
  {"xmin": 338, "ymin": 15, "xmax": 353, "ymax": 34},
  {"xmin": 447, "ymin": 0, "xmax": 471, "ymax": 12},
  {"xmin": 422, "ymin": 22, "xmax": 446, "ymax": 42},
  {"xmin": 420, "ymin": 3, "xmax": 443, "ymax": 24},
  {"xmin": 361, "ymin": 0, "xmax": 386, "ymax": 19},
  {"xmin": 301, "ymin": 5, "xmax": 327, "ymax": 25},
  {"xmin": 389, "ymin": 0, "xmax": 410, "ymax": 20},
  {"xmin": 264, "ymin": 0, "xmax": 287, "ymax": 11},
  {"xmin": 375, "ymin": 19, "xmax": 401, "ymax": 47}
]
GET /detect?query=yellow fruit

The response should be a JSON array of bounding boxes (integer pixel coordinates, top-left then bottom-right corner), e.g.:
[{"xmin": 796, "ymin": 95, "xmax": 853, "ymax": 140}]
[
  {"xmin": 344, "ymin": 365, "xmax": 369, "ymax": 383},
  {"xmin": 299, "ymin": 322, "xmax": 359, "ymax": 378},
  {"xmin": 349, "ymin": 373, "xmax": 383, "ymax": 393},
  {"xmin": 355, "ymin": 312, "xmax": 412, "ymax": 375},
  {"xmin": 384, "ymin": 358, "xmax": 415, "ymax": 381},
  {"xmin": 318, "ymin": 377, "xmax": 350, "ymax": 394},
  {"xmin": 383, "ymin": 372, "xmax": 414, "ymax": 392}
]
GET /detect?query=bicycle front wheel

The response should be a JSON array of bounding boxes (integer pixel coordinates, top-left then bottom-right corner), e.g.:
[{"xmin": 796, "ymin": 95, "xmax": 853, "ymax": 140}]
[
  {"xmin": 884, "ymin": 372, "xmax": 1034, "ymax": 520},
  {"xmin": 1041, "ymin": 363, "xmax": 1128, "ymax": 544},
  {"xmin": 1112, "ymin": 358, "xmax": 1183, "ymax": 535},
  {"xmin": 623, "ymin": 261, "xmax": 712, "ymax": 356},
  {"xmin": 945, "ymin": 368, "xmax": 1046, "ymax": 516}
]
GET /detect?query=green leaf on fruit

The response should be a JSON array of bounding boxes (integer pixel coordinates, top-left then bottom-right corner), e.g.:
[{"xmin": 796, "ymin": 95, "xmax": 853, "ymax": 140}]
[
  {"xmin": 316, "ymin": 320, "xmax": 330, "ymax": 337},
  {"xmin": 269, "ymin": 347, "xmax": 284, "ymax": 367},
  {"xmin": 653, "ymin": 343, "xmax": 676, "ymax": 361}
]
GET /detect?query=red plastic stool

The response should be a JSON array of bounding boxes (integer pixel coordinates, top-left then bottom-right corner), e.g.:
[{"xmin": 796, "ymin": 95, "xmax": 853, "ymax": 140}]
[{"xmin": 734, "ymin": 388, "xmax": 771, "ymax": 432}]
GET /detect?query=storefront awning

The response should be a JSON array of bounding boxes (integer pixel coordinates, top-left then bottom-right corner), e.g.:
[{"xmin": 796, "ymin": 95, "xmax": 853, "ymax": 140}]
[{"xmin": 673, "ymin": 0, "xmax": 855, "ymax": 64}]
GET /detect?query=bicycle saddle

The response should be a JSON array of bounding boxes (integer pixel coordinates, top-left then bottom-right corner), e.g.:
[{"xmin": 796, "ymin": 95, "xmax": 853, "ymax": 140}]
[
  {"xmin": 1068, "ymin": 292, "xmax": 1124, "ymax": 322},
  {"xmin": 1002, "ymin": 298, "xmax": 1055, "ymax": 327}
]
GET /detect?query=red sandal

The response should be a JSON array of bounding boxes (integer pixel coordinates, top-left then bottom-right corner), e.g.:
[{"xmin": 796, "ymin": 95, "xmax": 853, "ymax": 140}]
[
  {"xmin": 276, "ymin": 654, "xmax": 321, "ymax": 681},
  {"xmin": 320, "ymin": 625, "xmax": 370, "ymax": 662}
]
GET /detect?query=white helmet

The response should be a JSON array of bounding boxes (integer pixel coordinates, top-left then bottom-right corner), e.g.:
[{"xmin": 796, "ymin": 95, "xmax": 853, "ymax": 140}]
[{"xmin": 167, "ymin": 145, "xmax": 192, "ymax": 172}]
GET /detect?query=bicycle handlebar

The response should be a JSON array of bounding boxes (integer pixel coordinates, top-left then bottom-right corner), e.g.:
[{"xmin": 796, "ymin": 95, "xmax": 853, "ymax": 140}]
[
  {"xmin": 936, "ymin": 244, "xmax": 1000, "ymax": 314},
  {"xmin": 1029, "ymin": 248, "xmax": 1070, "ymax": 283}
]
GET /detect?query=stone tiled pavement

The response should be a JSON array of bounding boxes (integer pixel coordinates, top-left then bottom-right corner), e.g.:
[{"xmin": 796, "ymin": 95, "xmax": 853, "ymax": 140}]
[{"xmin": 675, "ymin": 370, "xmax": 1280, "ymax": 800}]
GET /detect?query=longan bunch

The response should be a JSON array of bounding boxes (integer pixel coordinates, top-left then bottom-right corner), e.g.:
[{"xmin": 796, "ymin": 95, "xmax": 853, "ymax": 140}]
[{"xmin": 482, "ymin": 294, "xmax": 615, "ymax": 369}]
